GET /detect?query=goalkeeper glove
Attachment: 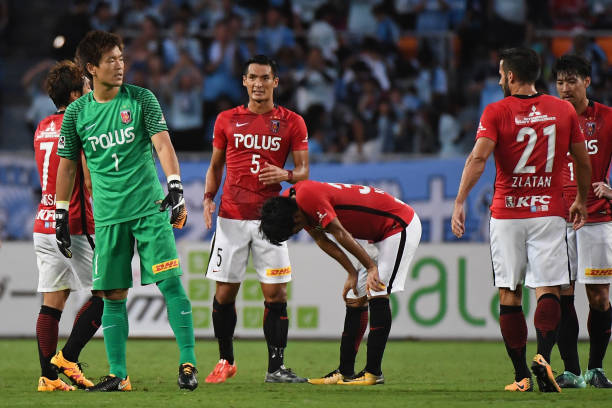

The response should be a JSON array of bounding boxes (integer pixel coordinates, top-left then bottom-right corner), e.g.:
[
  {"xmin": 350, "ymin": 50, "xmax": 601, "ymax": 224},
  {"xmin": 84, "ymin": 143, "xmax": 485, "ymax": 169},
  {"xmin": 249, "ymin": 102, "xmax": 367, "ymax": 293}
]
[
  {"xmin": 55, "ymin": 208, "xmax": 72, "ymax": 258},
  {"xmin": 159, "ymin": 177, "xmax": 187, "ymax": 229}
]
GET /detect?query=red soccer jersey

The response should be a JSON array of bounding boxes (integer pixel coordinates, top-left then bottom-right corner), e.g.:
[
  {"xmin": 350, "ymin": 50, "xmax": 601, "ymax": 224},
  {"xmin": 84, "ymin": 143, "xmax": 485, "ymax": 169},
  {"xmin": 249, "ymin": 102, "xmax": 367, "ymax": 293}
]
[
  {"xmin": 285, "ymin": 180, "xmax": 415, "ymax": 242},
  {"xmin": 563, "ymin": 101, "xmax": 612, "ymax": 223},
  {"xmin": 33, "ymin": 113, "xmax": 94, "ymax": 235},
  {"xmin": 476, "ymin": 94, "xmax": 584, "ymax": 219},
  {"xmin": 213, "ymin": 105, "xmax": 309, "ymax": 220}
]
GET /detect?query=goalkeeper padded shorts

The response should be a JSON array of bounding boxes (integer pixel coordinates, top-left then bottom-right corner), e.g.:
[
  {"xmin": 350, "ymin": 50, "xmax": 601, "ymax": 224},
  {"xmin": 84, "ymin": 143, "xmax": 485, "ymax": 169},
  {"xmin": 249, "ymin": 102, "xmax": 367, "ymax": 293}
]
[{"xmin": 93, "ymin": 211, "xmax": 182, "ymax": 290}]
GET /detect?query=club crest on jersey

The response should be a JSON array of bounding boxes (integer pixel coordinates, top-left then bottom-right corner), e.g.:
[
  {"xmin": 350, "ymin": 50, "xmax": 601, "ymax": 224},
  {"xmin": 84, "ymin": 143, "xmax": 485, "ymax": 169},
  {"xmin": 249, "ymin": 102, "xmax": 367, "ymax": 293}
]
[
  {"xmin": 270, "ymin": 119, "xmax": 280, "ymax": 133},
  {"xmin": 586, "ymin": 121, "xmax": 596, "ymax": 137},
  {"xmin": 120, "ymin": 109, "xmax": 132, "ymax": 124}
]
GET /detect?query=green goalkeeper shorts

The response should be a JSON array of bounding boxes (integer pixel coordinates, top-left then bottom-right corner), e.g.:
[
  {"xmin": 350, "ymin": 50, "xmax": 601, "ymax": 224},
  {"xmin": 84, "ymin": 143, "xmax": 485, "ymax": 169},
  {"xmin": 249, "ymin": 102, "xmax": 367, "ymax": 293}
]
[{"xmin": 92, "ymin": 211, "xmax": 182, "ymax": 290}]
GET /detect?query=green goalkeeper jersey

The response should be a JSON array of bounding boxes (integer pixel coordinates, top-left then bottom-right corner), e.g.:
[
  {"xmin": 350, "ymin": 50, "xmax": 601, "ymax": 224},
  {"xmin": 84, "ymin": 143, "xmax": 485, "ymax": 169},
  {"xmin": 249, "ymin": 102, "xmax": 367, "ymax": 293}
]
[{"xmin": 58, "ymin": 84, "xmax": 168, "ymax": 226}]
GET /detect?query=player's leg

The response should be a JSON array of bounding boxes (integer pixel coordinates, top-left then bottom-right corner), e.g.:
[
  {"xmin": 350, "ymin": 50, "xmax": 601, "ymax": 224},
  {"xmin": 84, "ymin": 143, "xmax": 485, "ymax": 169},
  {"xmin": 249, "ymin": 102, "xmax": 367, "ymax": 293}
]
[
  {"xmin": 53, "ymin": 235, "xmax": 102, "ymax": 389},
  {"xmin": 489, "ymin": 218, "xmax": 532, "ymax": 391},
  {"xmin": 205, "ymin": 217, "xmax": 250, "ymax": 383},
  {"xmin": 87, "ymin": 222, "xmax": 134, "ymax": 391},
  {"xmin": 584, "ymin": 283, "xmax": 612, "ymax": 387},
  {"xmin": 34, "ymin": 232, "xmax": 75, "ymax": 391},
  {"xmin": 134, "ymin": 212, "xmax": 197, "ymax": 389},
  {"xmin": 526, "ymin": 216, "xmax": 569, "ymax": 392},
  {"xmin": 251, "ymin": 220, "xmax": 305, "ymax": 383},
  {"xmin": 340, "ymin": 215, "xmax": 421, "ymax": 386}
]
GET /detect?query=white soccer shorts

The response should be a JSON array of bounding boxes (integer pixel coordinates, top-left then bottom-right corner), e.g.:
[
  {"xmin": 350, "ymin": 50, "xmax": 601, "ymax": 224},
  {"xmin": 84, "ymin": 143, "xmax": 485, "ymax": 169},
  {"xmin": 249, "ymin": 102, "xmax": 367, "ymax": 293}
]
[
  {"xmin": 34, "ymin": 232, "xmax": 94, "ymax": 292},
  {"xmin": 566, "ymin": 222, "xmax": 612, "ymax": 284},
  {"xmin": 490, "ymin": 216, "xmax": 570, "ymax": 290},
  {"xmin": 206, "ymin": 217, "xmax": 292, "ymax": 284},
  {"xmin": 346, "ymin": 214, "xmax": 422, "ymax": 298}
]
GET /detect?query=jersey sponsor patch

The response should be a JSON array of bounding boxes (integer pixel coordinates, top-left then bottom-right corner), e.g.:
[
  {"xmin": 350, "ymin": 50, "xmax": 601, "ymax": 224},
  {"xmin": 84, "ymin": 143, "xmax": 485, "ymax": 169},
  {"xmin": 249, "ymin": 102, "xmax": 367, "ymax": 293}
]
[
  {"xmin": 58, "ymin": 135, "xmax": 65, "ymax": 149},
  {"xmin": 266, "ymin": 266, "xmax": 291, "ymax": 277},
  {"xmin": 585, "ymin": 268, "xmax": 612, "ymax": 277},
  {"xmin": 152, "ymin": 258, "xmax": 179, "ymax": 273}
]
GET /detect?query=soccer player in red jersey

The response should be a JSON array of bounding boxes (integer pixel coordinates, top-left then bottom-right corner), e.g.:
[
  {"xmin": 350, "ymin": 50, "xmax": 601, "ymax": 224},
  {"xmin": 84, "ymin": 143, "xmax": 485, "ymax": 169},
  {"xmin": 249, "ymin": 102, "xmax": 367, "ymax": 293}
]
[
  {"xmin": 451, "ymin": 47, "xmax": 592, "ymax": 392},
  {"xmin": 202, "ymin": 55, "xmax": 309, "ymax": 383},
  {"xmin": 259, "ymin": 180, "xmax": 422, "ymax": 385},
  {"xmin": 33, "ymin": 60, "xmax": 102, "ymax": 391},
  {"xmin": 553, "ymin": 55, "xmax": 612, "ymax": 389}
]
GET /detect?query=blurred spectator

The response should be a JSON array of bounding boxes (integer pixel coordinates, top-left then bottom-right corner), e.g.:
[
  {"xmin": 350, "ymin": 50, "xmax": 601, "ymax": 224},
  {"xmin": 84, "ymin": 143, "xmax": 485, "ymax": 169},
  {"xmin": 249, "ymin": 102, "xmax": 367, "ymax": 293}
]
[
  {"xmin": 122, "ymin": 0, "xmax": 160, "ymax": 28},
  {"xmin": 52, "ymin": 0, "xmax": 91, "ymax": 60},
  {"xmin": 21, "ymin": 59, "xmax": 56, "ymax": 133},
  {"xmin": 488, "ymin": 0, "xmax": 527, "ymax": 48},
  {"xmin": 347, "ymin": 0, "xmax": 378, "ymax": 37},
  {"xmin": 165, "ymin": 52, "xmax": 205, "ymax": 151},
  {"xmin": 256, "ymin": 7, "xmax": 295, "ymax": 56},
  {"xmin": 415, "ymin": 0, "xmax": 450, "ymax": 32},
  {"xmin": 359, "ymin": 37, "xmax": 391, "ymax": 91},
  {"xmin": 372, "ymin": 3, "xmax": 400, "ymax": 52},
  {"xmin": 307, "ymin": 4, "xmax": 339, "ymax": 62},
  {"xmin": 591, "ymin": 0, "xmax": 612, "ymax": 29},
  {"xmin": 294, "ymin": 47, "xmax": 337, "ymax": 113},
  {"xmin": 549, "ymin": 0, "xmax": 588, "ymax": 30},
  {"xmin": 162, "ymin": 18, "xmax": 203, "ymax": 69},
  {"xmin": 569, "ymin": 33, "xmax": 608, "ymax": 87},
  {"xmin": 202, "ymin": 18, "xmax": 244, "ymax": 103},
  {"xmin": 90, "ymin": 1, "xmax": 116, "ymax": 32}
]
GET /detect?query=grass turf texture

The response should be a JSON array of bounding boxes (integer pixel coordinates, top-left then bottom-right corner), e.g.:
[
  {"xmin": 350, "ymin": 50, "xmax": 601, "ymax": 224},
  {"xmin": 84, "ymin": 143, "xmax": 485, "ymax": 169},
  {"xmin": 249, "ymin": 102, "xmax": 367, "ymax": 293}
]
[{"xmin": 1, "ymin": 339, "xmax": 609, "ymax": 407}]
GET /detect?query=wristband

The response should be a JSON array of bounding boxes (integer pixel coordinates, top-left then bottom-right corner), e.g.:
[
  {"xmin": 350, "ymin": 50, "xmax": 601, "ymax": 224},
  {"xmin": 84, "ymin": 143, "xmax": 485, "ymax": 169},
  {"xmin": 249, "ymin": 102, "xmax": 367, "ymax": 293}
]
[
  {"xmin": 286, "ymin": 170, "xmax": 294, "ymax": 182},
  {"xmin": 204, "ymin": 192, "xmax": 215, "ymax": 201},
  {"xmin": 167, "ymin": 174, "xmax": 181, "ymax": 182},
  {"xmin": 56, "ymin": 201, "xmax": 69, "ymax": 211}
]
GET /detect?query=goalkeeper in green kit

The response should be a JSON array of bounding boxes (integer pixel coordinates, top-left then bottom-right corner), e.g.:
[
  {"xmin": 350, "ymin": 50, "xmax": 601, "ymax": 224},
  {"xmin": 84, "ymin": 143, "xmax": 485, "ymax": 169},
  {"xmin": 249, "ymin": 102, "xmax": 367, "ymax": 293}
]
[{"xmin": 54, "ymin": 30, "xmax": 197, "ymax": 391}]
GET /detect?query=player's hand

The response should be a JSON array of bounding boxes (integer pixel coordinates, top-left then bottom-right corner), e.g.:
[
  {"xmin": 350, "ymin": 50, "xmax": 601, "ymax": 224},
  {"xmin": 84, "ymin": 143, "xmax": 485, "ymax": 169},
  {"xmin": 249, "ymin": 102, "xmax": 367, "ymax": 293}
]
[
  {"xmin": 160, "ymin": 179, "xmax": 187, "ymax": 229},
  {"xmin": 259, "ymin": 162, "xmax": 289, "ymax": 185},
  {"xmin": 451, "ymin": 201, "xmax": 466, "ymax": 238},
  {"xmin": 55, "ymin": 209, "xmax": 72, "ymax": 258},
  {"xmin": 342, "ymin": 272, "xmax": 359, "ymax": 301},
  {"xmin": 366, "ymin": 265, "xmax": 385, "ymax": 295},
  {"xmin": 569, "ymin": 198, "xmax": 587, "ymax": 230},
  {"xmin": 593, "ymin": 181, "xmax": 612, "ymax": 199},
  {"xmin": 203, "ymin": 197, "xmax": 216, "ymax": 229}
]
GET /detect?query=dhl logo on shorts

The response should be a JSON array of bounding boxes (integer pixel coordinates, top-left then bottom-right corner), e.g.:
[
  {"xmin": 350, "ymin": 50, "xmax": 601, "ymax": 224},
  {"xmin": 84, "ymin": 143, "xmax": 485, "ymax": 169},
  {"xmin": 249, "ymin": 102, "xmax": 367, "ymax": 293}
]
[
  {"xmin": 266, "ymin": 266, "xmax": 291, "ymax": 277},
  {"xmin": 152, "ymin": 258, "xmax": 179, "ymax": 274},
  {"xmin": 585, "ymin": 268, "xmax": 612, "ymax": 277}
]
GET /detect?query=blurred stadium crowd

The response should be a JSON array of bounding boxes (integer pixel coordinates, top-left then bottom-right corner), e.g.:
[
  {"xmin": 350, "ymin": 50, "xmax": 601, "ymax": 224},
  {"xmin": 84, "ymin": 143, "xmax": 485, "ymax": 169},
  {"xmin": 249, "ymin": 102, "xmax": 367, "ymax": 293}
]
[{"xmin": 3, "ymin": 0, "xmax": 612, "ymax": 161}]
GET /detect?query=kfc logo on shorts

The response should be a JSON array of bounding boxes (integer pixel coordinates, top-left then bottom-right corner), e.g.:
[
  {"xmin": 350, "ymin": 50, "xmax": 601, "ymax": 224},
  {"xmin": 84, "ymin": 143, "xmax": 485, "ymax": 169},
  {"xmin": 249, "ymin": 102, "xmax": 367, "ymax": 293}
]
[
  {"xmin": 505, "ymin": 196, "xmax": 515, "ymax": 208},
  {"xmin": 152, "ymin": 258, "xmax": 179, "ymax": 273},
  {"xmin": 120, "ymin": 109, "xmax": 132, "ymax": 124}
]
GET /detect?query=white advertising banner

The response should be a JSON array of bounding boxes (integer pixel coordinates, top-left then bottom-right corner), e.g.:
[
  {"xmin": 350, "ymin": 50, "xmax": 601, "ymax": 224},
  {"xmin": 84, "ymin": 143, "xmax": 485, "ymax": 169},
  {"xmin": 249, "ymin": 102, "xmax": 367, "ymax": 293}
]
[{"xmin": 0, "ymin": 241, "xmax": 595, "ymax": 339}]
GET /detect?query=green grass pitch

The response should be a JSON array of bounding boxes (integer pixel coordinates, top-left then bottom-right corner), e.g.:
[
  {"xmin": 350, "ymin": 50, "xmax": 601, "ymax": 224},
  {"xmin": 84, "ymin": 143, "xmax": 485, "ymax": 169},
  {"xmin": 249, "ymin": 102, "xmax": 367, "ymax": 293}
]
[{"xmin": 1, "ymin": 339, "xmax": 610, "ymax": 407}]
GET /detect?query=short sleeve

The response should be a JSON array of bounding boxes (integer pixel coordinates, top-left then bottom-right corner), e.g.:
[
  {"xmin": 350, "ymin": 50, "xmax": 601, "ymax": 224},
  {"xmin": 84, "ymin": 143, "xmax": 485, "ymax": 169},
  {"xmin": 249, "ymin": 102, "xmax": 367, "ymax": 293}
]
[
  {"xmin": 569, "ymin": 109, "xmax": 585, "ymax": 144},
  {"xmin": 57, "ymin": 102, "xmax": 83, "ymax": 161},
  {"xmin": 212, "ymin": 112, "xmax": 228, "ymax": 150},
  {"xmin": 290, "ymin": 114, "xmax": 309, "ymax": 151},
  {"xmin": 475, "ymin": 104, "xmax": 499, "ymax": 143},
  {"xmin": 297, "ymin": 183, "xmax": 336, "ymax": 228},
  {"xmin": 139, "ymin": 88, "xmax": 168, "ymax": 137}
]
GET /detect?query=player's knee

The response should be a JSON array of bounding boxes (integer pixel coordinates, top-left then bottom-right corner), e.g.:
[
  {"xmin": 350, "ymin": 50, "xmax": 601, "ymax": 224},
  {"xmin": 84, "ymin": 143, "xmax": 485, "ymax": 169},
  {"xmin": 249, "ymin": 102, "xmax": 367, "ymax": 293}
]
[
  {"xmin": 262, "ymin": 282, "xmax": 287, "ymax": 303},
  {"xmin": 346, "ymin": 296, "xmax": 368, "ymax": 308},
  {"xmin": 104, "ymin": 288, "xmax": 128, "ymax": 300},
  {"xmin": 586, "ymin": 284, "xmax": 610, "ymax": 311},
  {"xmin": 215, "ymin": 282, "xmax": 241, "ymax": 303}
]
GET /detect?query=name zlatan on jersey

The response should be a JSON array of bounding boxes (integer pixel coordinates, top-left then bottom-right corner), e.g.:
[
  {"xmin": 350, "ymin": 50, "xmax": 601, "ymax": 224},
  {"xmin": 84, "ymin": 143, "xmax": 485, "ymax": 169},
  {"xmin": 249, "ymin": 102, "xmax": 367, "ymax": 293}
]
[
  {"xmin": 234, "ymin": 133, "xmax": 281, "ymax": 151},
  {"xmin": 87, "ymin": 126, "xmax": 135, "ymax": 151},
  {"xmin": 511, "ymin": 175, "xmax": 552, "ymax": 188}
]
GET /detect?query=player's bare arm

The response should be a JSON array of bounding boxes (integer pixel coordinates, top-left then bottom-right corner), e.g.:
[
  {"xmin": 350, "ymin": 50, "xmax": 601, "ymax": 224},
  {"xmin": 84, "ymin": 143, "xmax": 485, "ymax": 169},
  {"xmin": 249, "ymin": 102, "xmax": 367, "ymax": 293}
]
[
  {"xmin": 307, "ymin": 227, "xmax": 359, "ymax": 299},
  {"xmin": 258, "ymin": 149, "xmax": 309, "ymax": 185},
  {"xmin": 324, "ymin": 218, "xmax": 382, "ymax": 293},
  {"xmin": 568, "ymin": 140, "xmax": 592, "ymax": 230},
  {"xmin": 593, "ymin": 181, "xmax": 612, "ymax": 199},
  {"xmin": 452, "ymin": 137, "xmax": 496, "ymax": 238},
  {"xmin": 56, "ymin": 157, "xmax": 78, "ymax": 203},
  {"xmin": 152, "ymin": 131, "xmax": 180, "ymax": 176},
  {"xmin": 203, "ymin": 147, "xmax": 226, "ymax": 229},
  {"xmin": 80, "ymin": 152, "xmax": 92, "ymax": 195}
]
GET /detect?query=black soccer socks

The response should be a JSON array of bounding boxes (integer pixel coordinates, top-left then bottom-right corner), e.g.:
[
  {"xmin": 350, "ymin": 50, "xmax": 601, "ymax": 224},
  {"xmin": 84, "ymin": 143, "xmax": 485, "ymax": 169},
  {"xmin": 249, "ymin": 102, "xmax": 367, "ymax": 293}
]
[
  {"xmin": 37, "ymin": 305, "xmax": 62, "ymax": 379},
  {"xmin": 263, "ymin": 302, "xmax": 288, "ymax": 372},
  {"xmin": 557, "ymin": 295, "xmax": 581, "ymax": 375},
  {"xmin": 588, "ymin": 304, "xmax": 612, "ymax": 370},
  {"xmin": 212, "ymin": 297, "xmax": 237, "ymax": 364},
  {"xmin": 365, "ymin": 298, "xmax": 391, "ymax": 376},
  {"xmin": 62, "ymin": 295, "xmax": 103, "ymax": 362},
  {"xmin": 339, "ymin": 305, "xmax": 368, "ymax": 376}
]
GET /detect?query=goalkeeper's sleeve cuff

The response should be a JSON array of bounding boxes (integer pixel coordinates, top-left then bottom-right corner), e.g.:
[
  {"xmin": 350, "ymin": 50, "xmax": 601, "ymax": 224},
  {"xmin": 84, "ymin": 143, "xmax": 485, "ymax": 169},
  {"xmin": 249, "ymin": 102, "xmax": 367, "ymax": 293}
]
[{"xmin": 56, "ymin": 201, "xmax": 69, "ymax": 211}]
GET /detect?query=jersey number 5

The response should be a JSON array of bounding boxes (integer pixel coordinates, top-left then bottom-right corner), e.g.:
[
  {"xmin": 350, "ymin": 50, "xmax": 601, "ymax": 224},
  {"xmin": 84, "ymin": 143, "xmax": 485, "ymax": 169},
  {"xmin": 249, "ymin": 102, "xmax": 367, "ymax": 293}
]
[{"xmin": 513, "ymin": 124, "xmax": 556, "ymax": 174}]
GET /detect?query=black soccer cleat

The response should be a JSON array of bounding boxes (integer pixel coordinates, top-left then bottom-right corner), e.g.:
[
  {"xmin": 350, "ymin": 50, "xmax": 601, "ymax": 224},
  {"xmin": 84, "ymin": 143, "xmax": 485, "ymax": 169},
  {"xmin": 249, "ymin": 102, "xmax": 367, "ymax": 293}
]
[
  {"xmin": 265, "ymin": 366, "xmax": 307, "ymax": 383},
  {"xmin": 178, "ymin": 363, "xmax": 198, "ymax": 390},
  {"xmin": 530, "ymin": 354, "xmax": 561, "ymax": 392},
  {"xmin": 86, "ymin": 375, "xmax": 131, "ymax": 392}
]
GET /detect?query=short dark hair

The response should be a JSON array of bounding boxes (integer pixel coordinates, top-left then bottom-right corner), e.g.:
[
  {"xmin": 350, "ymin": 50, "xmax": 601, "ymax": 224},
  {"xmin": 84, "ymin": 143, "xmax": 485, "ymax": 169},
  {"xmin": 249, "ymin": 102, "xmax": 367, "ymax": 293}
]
[
  {"xmin": 76, "ymin": 30, "xmax": 123, "ymax": 79},
  {"xmin": 45, "ymin": 60, "xmax": 85, "ymax": 109},
  {"xmin": 243, "ymin": 54, "xmax": 278, "ymax": 77},
  {"xmin": 552, "ymin": 55, "xmax": 591, "ymax": 80},
  {"xmin": 260, "ymin": 196, "xmax": 298, "ymax": 246},
  {"xmin": 499, "ymin": 47, "xmax": 540, "ymax": 84}
]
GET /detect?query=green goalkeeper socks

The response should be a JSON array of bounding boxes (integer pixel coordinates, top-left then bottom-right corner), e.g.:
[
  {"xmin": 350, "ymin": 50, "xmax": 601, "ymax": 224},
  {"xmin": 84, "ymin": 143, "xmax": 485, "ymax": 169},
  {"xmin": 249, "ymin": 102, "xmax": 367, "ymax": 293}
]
[
  {"xmin": 157, "ymin": 277, "xmax": 197, "ymax": 366},
  {"xmin": 102, "ymin": 298, "xmax": 128, "ymax": 379}
]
